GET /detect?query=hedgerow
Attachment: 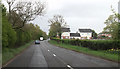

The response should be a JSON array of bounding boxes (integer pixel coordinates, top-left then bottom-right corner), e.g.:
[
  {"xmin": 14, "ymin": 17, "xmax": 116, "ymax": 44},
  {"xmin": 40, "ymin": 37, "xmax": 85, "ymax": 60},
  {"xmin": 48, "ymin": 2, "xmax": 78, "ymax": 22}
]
[{"xmin": 51, "ymin": 38, "xmax": 120, "ymax": 50}]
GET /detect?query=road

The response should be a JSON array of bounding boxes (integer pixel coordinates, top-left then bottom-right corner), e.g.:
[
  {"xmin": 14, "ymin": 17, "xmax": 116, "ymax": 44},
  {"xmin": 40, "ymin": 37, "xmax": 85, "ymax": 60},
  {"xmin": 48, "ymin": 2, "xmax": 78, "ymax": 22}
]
[{"xmin": 3, "ymin": 40, "xmax": 119, "ymax": 69}]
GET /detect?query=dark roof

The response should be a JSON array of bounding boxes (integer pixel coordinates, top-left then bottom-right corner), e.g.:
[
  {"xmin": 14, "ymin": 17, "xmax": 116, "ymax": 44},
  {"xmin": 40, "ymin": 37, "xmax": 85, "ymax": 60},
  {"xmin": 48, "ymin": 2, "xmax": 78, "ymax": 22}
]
[
  {"xmin": 70, "ymin": 33, "xmax": 80, "ymax": 37},
  {"xmin": 79, "ymin": 29, "xmax": 92, "ymax": 32},
  {"xmin": 61, "ymin": 28, "xmax": 70, "ymax": 32}
]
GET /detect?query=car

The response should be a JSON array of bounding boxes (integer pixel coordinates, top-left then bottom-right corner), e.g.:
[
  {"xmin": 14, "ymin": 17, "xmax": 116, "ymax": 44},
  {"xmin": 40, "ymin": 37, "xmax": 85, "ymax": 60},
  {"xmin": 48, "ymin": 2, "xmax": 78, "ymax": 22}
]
[{"xmin": 35, "ymin": 40, "xmax": 40, "ymax": 44}]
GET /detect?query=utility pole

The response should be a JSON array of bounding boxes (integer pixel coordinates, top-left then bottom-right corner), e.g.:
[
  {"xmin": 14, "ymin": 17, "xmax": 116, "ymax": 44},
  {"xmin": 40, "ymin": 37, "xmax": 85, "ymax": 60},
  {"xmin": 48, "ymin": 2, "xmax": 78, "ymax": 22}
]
[
  {"xmin": 118, "ymin": 0, "xmax": 120, "ymax": 39},
  {"xmin": 118, "ymin": 0, "xmax": 120, "ymax": 19}
]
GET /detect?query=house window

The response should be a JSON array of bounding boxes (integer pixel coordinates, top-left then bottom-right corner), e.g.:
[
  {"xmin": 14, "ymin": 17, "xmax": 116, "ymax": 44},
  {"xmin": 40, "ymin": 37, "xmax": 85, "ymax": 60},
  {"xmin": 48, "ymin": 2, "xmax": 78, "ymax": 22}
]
[{"xmin": 87, "ymin": 33, "xmax": 90, "ymax": 35}]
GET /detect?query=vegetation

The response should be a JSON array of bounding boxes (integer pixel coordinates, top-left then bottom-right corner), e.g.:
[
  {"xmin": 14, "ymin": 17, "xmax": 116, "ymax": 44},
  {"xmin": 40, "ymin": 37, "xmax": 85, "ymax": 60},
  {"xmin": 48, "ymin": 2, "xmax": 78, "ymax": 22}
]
[
  {"xmin": 2, "ymin": 5, "xmax": 47, "ymax": 48},
  {"xmin": 102, "ymin": 7, "xmax": 120, "ymax": 40},
  {"xmin": 48, "ymin": 15, "xmax": 68, "ymax": 38},
  {"xmin": 6, "ymin": 0, "xmax": 46, "ymax": 29},
  {"xmin": 49, "ymin": 40, "xmax": 119, "ymax": 62},
  {"xmin": 51, "ymin": 38, "xmax": 120, "ymax": 50},
  {"xmin": 2, "ymin": 41, "xmax": 33, "ymax": 65},
  {"xmin": 91, "ymin": 30, "xmax": 97, "ymax": 39},
  {"xmin": 103, "ymin": 14, "xmax": 118, "ymax": 39},
  {"xmin": 2, "ymin": 5, "xmax": 17, "ymax": 48},
  {"xmin": 2, "ymin": 2, "xmax": 47, "ymax": 65}
]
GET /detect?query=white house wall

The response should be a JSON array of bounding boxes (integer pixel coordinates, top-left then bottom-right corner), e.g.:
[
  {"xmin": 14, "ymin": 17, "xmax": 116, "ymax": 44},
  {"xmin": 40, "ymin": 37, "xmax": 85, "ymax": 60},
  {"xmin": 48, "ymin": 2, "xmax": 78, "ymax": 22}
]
[
  {"xmin": 61, "ymin": 32, "xmax": 70, "ymax": 36},
  {"xmin": 80, "ymin": 32, "xmax": 92, "ymax": 39},
  {"xmin": 61, "ymin": 31, "xmax": 92, "ymax": 39},
  {"xmin": 70, "ymin": 37, "xmax": 81, "ymax": 39},
  {"xmin": 61, "ymin": 32, "xmax": 70, "ymax": 39}
]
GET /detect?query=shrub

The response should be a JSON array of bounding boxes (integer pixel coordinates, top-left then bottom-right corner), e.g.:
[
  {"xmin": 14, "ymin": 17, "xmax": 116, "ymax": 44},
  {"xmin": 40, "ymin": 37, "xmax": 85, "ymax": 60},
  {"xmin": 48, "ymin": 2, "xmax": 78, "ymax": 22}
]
[
  {"xmin": 2, "ymin": 16, "xmax": 17, "ymax": 48},
  {"xmin": 51, "ymin": 38, "xmax": 120, "ymax": 50}
]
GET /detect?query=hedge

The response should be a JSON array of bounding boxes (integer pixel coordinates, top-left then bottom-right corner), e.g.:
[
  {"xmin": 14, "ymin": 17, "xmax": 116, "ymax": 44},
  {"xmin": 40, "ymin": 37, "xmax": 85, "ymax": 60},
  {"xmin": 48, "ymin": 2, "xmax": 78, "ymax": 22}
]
[{"xmin": 51, "ymin": 38, "xmax": 120, "ymax": 50}]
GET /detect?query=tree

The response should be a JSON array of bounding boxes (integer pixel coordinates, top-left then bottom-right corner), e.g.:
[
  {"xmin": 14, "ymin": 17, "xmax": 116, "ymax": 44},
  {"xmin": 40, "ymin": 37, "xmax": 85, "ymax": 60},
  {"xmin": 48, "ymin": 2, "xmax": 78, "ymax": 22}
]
[
  {"xmin": 92, "ymin": 30, "xmax": 97, "ymax": 39},
  {"xmin": 110, "ymin": 6, "xmax": 120, "ymax": 40},
  {"xmin": 6, "ymin": 0, "xmax": 46, "ymax": 29},
  {"xmin": 114, "ymin": 11, "xmax": 120, "ymax": 40},
  {"xmin": 42, "ymin": 31, "xmax": 48, "ymax": 40},
  {"xmin": 118, "ymin": 14, "xmax": 120, "ymax": 39},
  {"xmin": 49, "ymin": 22, "xmax": 61, "ymax": 38},
  {"xmin": 48, "ymin": 15, "xmax": 68, "ymax": 38},
  {"xmin": 2, "ymin": 3, "xmax": 47, "ymax": 48},
  {"xmin": 48, "ymin": 15, "xmax": 67, "ymax": 27},
  {"xmin": 2, "ymin": 5, "xmax": 17, "ymax": 48},
  {"xmin": 103, "ymin": 14, "xmax": 118, "ymax": 39},
  {"xmin": 103, "ymin": 7, "xmax": 119, "ymax": 40}
]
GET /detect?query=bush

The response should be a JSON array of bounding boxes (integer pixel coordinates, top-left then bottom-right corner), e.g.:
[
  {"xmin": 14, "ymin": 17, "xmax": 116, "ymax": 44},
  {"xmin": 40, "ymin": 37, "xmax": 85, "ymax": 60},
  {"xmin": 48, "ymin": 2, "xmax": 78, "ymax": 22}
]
[
  {"xmin": 2, "ymin": 16, "xmax": 17, "ymax": 48},
  {"xmin": 51, "ymin": 38, "xmax": 120, "ymax": 50}
]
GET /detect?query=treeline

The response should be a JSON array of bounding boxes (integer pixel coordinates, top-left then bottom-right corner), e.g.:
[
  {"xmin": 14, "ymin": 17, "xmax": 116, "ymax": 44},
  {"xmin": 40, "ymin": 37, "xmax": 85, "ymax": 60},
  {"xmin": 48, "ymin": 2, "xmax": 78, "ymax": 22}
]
[{"xmin": 2, "ymin": 5, "xmax": 47, "ymax": 49}]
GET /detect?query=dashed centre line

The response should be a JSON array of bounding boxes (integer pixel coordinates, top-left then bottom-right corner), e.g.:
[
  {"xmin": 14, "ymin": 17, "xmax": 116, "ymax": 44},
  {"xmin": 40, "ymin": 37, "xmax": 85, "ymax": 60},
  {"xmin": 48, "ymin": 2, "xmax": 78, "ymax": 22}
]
[
  {"xmin": 67, "ymin": 65, "xmax": 74, "ymax": 69},
  {"xmin": 47, "ymin": 50, "xmax": 56, "ymax": 57},
  {"xmin": 46, "ymin": 47, "xmax": 73, "ymax": 69},
  {"xmin": 53, "ymin": 54, "xmax": 56, "ymax": 57}
]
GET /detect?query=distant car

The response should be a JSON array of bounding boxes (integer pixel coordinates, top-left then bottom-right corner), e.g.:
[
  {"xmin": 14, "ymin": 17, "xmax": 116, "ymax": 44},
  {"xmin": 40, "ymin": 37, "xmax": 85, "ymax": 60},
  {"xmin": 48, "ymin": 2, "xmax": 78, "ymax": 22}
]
[{"xmin": 35, "ymin": 40, "xmax": 40, "ymax": 44}]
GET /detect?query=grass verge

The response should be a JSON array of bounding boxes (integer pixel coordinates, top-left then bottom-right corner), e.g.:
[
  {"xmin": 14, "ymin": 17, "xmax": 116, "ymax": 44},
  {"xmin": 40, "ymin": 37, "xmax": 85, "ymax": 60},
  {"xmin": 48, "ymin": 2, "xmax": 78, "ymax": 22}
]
[
  {"xmin": 49, "ymin": 40, "xmax": 119, "ymax": 62},
  {"xmin": 2, "ymin": 40, "xmax": 34, "ymax": 65}
]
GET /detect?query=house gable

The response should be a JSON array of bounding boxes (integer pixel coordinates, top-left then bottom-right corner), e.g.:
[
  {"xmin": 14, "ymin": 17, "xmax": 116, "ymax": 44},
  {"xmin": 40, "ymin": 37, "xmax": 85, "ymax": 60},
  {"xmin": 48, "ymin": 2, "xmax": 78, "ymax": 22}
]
[
  {"xmin": 61, "ymin": 28, "xmax": 70, "ymax": 39},
  {"xmin": 78, "ymin": 29, "xmax": 92, "ymax": 39}
]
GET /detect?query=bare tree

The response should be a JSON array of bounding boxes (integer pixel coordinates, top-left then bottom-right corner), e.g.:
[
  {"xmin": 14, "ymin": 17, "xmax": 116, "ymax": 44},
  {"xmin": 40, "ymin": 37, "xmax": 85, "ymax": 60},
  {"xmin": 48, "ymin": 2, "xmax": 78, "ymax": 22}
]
[
  {"xmin": 48, "ymin": 15, "xmax": 67, "ymax": 27},
  {"xmin": 48, "ymin": 15, "xmax": 69, "ymax": 38},
  {"xmin": 7, "ymin": 0, "xmax": 15, "ymax": 13},
  {"xmin": 6, "ymin": 0, "xmax": 46, "ymax": 29}
]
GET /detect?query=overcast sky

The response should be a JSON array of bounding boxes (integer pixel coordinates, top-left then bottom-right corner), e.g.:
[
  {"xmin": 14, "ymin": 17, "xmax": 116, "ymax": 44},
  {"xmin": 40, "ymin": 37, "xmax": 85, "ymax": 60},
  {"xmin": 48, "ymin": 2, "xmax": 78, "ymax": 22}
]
[{"xmin": 2, "ymin": 0, "xmax": 119, "ymax": 34}]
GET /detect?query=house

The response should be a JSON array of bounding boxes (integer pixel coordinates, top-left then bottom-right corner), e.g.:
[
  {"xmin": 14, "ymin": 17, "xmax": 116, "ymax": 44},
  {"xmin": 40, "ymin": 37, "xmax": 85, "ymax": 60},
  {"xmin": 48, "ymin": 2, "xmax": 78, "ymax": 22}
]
[
  {"xmin": 78, "ymin": 29, "xmax": 92, "ymax": 39},
  {"xmin": 98, "ymin": 33, "xmax": 112, "ymax": 39},
  {"xmin": 61, "ymin": 28, "xmax": 70, "ymax": 39},
  {"xmin": 70, "ymin": 33, "xmax": 81, "ymax": 39},
  {"xmin": 98, "ymin": 33, "xmax": 112, "ymax": 37},
  {"xmin": 61, "ymin": 28, "xmax": 93, "ymax": 39}
]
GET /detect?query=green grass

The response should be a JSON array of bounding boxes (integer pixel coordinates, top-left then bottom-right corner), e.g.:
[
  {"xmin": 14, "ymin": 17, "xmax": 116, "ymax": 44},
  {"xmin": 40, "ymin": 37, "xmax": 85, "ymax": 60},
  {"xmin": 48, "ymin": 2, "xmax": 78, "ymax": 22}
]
[
  {"xmin": 49, "ymin": 40, "xmax": 119, "ymax": 62},
  {"xmin": 2, "ymin": 40, "xmax": 34, "ymax": 65}
]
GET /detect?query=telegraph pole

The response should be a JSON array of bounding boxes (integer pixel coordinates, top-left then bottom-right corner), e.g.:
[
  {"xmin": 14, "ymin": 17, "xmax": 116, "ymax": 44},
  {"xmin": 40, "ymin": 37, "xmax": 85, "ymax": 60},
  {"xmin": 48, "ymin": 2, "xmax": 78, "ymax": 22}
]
[
  {"xmin": 118, "ymin": 0, "xmax": 120, "ymax": 20},
  {"xmin": 118, "ymin": 0, "xmax": 120, "ymax": 39}
]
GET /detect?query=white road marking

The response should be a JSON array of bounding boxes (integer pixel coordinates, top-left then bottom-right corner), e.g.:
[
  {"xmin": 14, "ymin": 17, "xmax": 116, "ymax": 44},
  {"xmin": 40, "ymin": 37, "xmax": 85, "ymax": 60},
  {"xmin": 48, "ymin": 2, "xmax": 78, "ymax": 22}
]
[
  {"xmin": 53, "ymin": 54, "xmax": 56, "ymax": 57},
  {"xmin": 67, "ymin": 65, "xmax": 73, "ymax": 69},
  {"xmin": 48, "ymin": 50, "xmax": 50, "ymax": 52}
]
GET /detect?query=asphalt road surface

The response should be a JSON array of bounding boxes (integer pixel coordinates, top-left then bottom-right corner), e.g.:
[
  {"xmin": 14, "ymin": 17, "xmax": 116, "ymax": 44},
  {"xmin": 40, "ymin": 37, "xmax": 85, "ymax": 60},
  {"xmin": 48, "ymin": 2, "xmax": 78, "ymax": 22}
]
[{"xmin": 3, "ymin": 40, "xmax": 119, "ymax": 69}]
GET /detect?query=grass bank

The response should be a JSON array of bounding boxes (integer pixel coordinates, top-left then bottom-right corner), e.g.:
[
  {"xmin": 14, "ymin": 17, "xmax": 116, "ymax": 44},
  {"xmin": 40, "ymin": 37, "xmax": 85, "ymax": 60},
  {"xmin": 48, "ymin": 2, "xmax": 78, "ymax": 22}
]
[
  {"xmin": 49, "ymin": 40, "xmax": 119, "ymax": 62},
  {"xmin": 2, "ymin": 40, "xmax": 34, "ymax": 65}
]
